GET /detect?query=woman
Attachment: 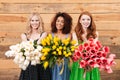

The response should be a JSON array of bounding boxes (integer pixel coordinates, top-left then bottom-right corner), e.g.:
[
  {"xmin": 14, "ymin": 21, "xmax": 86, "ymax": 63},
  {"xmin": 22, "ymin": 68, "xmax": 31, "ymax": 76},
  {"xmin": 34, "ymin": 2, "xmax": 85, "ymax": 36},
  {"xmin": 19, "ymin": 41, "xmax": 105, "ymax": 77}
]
[
  {"xmin": 70, "ymin": 11, "xmax": 100, "ymax": 80},
  {"xmin": 19, "ymin": 13, "xmax": 51, "ymax": 80},
  {"xmin": 51, "ymin": 12, "xmax": 72, "ymax": 80}
]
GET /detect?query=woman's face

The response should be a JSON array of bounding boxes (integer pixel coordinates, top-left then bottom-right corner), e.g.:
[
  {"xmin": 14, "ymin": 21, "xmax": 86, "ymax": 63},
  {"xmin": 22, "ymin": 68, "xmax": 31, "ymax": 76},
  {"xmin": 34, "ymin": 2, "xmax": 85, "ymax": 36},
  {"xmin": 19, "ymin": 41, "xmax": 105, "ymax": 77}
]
[
  {"xmin": 30, "ymin": 15, "xmax": 40, "ymax": 29},
  {"xmin": 80, "ymin": 14, "xmax": 91, "ymax": 28},
  {"xmin": 56, "ymin": 16, "xmax": 64, "ymax": 30}
]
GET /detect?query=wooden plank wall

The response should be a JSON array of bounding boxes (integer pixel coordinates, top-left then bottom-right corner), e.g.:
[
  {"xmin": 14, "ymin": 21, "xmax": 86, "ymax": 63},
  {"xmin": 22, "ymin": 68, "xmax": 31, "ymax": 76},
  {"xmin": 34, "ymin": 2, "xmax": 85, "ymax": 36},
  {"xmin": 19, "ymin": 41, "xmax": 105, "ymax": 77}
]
[{"xmin": 0, "ymin": 0, "xmax": 120, "ymax": 80}]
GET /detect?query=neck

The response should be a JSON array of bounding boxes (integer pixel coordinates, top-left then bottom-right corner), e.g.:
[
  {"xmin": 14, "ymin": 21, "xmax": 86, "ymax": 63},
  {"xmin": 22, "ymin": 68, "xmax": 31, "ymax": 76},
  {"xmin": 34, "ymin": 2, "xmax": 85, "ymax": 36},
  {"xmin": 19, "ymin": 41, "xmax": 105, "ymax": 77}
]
[
  {"xmin": 57, "ymin": 30, "xmax": 62, "ymax": 34},
  {"xmin": 83, "ymin": 27, "xmax": 87, "ymax": 33},
  {"xmin": 32, "ymin": 29, "xmax": 38, "ymax": 34}
]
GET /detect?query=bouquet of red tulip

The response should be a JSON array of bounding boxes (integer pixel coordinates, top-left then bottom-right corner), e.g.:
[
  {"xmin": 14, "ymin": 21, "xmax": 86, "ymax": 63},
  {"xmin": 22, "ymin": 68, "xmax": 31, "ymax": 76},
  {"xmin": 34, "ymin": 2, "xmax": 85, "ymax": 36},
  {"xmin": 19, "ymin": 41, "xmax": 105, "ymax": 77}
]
[{"xmin": 72, "ymin": 38, "xmax": 116, "ymax": 73}]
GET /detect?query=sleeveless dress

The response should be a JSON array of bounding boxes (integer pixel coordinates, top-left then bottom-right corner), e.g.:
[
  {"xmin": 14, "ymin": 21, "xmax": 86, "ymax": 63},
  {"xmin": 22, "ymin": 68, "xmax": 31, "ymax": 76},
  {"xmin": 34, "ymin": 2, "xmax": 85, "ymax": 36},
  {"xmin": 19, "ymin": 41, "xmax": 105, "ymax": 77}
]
[
  {"xmin": 19, "ymin": 33, "xmax": 51, "ymax": 80},
  {"xmin": 51, "ymin": 33, "xmax": 70, "ymax": 80},
  {"xmin": 70, "ymin": 39, "xmax": 100, "ymax": 80},
  {"xmin": 70, "ymin": 62, "xmax": 100, "ymax": 80}
]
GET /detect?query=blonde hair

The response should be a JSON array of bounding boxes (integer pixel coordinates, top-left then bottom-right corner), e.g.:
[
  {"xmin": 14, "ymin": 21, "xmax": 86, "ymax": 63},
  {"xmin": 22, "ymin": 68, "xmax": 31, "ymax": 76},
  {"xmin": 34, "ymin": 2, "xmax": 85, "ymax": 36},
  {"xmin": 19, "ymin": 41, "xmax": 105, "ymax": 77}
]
[{"xmin": 26, "ymin": 13, "xmax": 44, "ymax": 37}]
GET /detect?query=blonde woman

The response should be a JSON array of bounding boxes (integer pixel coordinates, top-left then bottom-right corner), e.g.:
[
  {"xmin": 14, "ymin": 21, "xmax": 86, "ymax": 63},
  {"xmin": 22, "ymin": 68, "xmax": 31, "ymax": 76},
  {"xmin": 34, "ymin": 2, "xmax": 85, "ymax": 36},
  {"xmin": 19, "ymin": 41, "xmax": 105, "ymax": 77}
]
[{"xmin": 19, "ymin": 13, "xmax": 51, "ymax": 80}]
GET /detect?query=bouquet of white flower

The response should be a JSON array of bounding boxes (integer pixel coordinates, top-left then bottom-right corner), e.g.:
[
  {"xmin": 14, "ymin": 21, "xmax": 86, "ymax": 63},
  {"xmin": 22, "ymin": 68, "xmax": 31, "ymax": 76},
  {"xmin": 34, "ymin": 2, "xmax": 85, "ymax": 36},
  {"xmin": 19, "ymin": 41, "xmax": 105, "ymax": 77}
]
[{"xmin": 5, "ymin": 40, "xmax": 43, "ymax": 70}]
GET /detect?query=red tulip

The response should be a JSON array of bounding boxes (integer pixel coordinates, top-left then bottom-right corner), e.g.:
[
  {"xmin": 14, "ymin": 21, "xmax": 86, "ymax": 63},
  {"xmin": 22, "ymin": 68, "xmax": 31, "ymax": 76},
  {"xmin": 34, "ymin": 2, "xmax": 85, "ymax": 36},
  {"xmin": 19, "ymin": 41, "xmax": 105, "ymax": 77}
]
[
  {"xmin": 97, "ymin": 51, "xmax": 102, "ymax": 57},
  {"xmin": 96, "ymin": 41, "xmax": 102, "ymax": 48},
  {"xmin": 88, "ymin": 59, "xmax": 95, "ymax": 67},
  {"xmin": 84, "ymin": 43, "xmax": 89, "ymax": 47},
  {"xmin": 76, "ymin": 51, "xmax": 81, "ymax": 58},
  {"xmin": 102, "ymin": 52, "xmax": 107, "ymax": 57},
  {"xmin": 78, "ymin": 45, "xmax": 83, "ymax": 52},
  {"xmin": 103, "ymin": 46, "xmax": 110, "ymax": 53},
  {"xmin": 80, "ymin": 60, "xmax": 86, "ymax": 68},
  {"xmin": 109, "ymin": 54, "xmax": 116, "ymax": 59},
  {"xmin": 104, "ymin": 65, "xmax": 113, "ymax": 73}
]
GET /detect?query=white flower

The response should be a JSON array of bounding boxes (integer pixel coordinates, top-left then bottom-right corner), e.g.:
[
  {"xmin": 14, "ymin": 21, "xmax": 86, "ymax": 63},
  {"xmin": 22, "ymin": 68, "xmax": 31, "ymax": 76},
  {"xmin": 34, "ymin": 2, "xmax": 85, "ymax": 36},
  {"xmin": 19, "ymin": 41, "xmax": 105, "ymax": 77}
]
[
  {"xmin": 21, "ymin": 65, "xmax": 27, "ymax": 70},
  {"xmin": 5, "ymin": 51, "xmax": 15, "ymax": 57},
  {"xmin": 31, "ymin": 60, "xmax": 37, "ymax": 65},
  {"xmin": 35, "ymin": 56, "xmax": 40, "ymax": 61},
  {"xmin": 19, "ymin": 56, "xmax": 25, "ymax": 63},
  {"xmin": 24, "ymin": 60, "xmax": 30, "ymax": 66},
  {"xmin": 5, "ymin": 40, "xmax": 43, "ymax": 70},
  {"xmin": 24, "ymin": 51, "xmax": 30, "ymax": 56},
  {"xmin": 13, "ymin": 58, "xmax": 19, "ymax": 64},
  {"xmin": 26, "ymin": 56, "xmax": 31, "ymax": 60},
  {"xmin": 37, "ymin": 45, "xmax": 43, "ymax": 51}
]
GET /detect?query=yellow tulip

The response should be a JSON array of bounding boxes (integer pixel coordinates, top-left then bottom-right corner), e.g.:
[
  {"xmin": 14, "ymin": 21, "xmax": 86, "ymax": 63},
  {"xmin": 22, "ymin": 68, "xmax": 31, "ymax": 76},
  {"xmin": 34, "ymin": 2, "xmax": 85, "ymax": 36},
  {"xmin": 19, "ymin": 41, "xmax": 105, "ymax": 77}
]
[
  {"xmin": 63, "ymin": 46, "xmax": 66, "ymax": 50},
  {"xmin": 71, "ymin": 48, "xmax": 75, "ymax": 52},
  {"xmin": 52, "ymin": 45, "xmax": 56, "ymax": 50},
  {"xmin": 54, "ymin": 36, "xmax": 59, "ymax": 42},
  {"xmin": 46, "ymin": 40, "xmax": 50, "ymax": 45},
  {"xmin": 41, "ymin": 48, "xmax": 46, "ymax": 52},
  {"xmin": 68, "ymin": 52, "xmax": 72, "ymax": 56},
  {"xmin": 63, "ymin": 51, "xmax": 67, "ymax": 55},
  {"xmin": 48, "ymin": 34, "xmax": 52, "ymax": 40},
  {"xmin": 41, "ymin": 40, "xmax": 46, "ymax": 46},
  {"xmin": 71, "ymin": 40, "xmax": 76, "ymax": 45},
  {"xmin": 46, "ymin": 36, "xmax": 50, "ymax": 41},
  {"xmin": 52, "ymin": 51, "xmax": 57, "ymax": 55},
  {"xmin": 43, "ymin": 48, "xmax": 50, "ymax": 52},
  {"xmin": 43, "ymin": 52, "xmax": 48, "ymax": 56},
  {"xmin": 43, "ymin": 61, "xmax": 49, "ymax": 69},
  {"xmin": 65, "ymin": 54, "xmax": 69, "ymax": 57},
  {"xmin": 58, "ymin": 51, "xmax": 62, "ymax": 55},
  {"xmin": 71, "ymin": 46, "xmax": 75, "ymax": 49},
  {"xmin": 56, "ymin": 48, "xmax": 59, "ymax": 52},
  {"xmin": 66, "ymin": 38, "xmax": 70, "ymax": 42},
  {"xmin": 59, "ymin": 46, "xmax": 62, "ymax": 50},
  {"xmin": 55, "ymin": 42, "xmax": 59, "ymax": 46},
  {"xmin": 64, "ymin": 41, "xmax": 69, "ymax": 46},
  {"xmin": 41, "ymin": 56, "xmax": 46, "ymax": 60}
]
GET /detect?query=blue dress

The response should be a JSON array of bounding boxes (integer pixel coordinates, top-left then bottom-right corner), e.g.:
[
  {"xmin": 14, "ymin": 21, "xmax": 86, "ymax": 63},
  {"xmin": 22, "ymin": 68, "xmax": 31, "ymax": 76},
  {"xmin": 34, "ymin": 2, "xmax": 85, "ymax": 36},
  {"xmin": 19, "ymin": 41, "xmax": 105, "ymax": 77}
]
[{"xmin": 51, "ymin": 33, "xmax": 70, "ymax": 80}]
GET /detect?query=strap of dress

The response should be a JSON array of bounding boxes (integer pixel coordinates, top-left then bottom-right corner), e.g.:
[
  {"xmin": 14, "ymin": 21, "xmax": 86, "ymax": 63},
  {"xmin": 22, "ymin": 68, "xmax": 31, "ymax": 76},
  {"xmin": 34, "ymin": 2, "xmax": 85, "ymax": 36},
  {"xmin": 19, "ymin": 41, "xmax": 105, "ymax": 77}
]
[
  {"xmin": 65, "ymin": 34, "xmax": 69, "ymax": 38},
  {"xmin": 24, "ymin": 33, "xmax": 29, "ymax": 41},
  {"xmin": 51, "ymin": 32, "xmax": 54, "ymax": 37},
  {"xmin": 40, "ymin": 32, "xmax": 44, "ymax": 37}
]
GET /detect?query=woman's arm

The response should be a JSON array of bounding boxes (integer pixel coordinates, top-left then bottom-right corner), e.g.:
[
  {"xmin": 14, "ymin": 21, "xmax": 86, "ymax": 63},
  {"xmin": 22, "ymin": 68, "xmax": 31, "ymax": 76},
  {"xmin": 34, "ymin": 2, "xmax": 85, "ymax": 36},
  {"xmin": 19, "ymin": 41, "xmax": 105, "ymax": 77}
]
[
  {"xmin": 21, "ymin": 33, "xmax": 28, "ymax": 41},
  {"xmin": 72, "ymin": 32, "xmax": 78, "ymax": 46},
  {"xmin": 95, "ymin": 31, "xmax": 99, "ymax": 41}
]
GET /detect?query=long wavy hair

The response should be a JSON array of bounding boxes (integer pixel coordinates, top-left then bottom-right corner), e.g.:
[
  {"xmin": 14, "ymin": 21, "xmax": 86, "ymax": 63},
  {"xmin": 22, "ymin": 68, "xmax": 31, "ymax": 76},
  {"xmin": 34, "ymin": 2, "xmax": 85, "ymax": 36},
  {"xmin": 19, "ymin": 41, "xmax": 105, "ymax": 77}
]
[
  {"xmin": 26, "ymin": 13, "xmax": 44, "ymax": 38},
  {"xmin": 51, "ymin": 12, "xmax": 72, "ymax": 34},
  {"xmin": 75, "ymin": 11, "xmax": 97, "ymax": 41}
]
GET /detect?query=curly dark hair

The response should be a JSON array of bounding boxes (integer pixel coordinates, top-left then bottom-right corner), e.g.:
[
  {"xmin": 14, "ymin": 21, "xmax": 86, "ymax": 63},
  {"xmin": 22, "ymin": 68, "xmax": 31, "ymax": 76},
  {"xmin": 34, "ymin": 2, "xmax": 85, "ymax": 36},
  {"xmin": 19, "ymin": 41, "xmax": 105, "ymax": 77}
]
[
  {"xmin": 75, "ymin": 11, "xmax": 97, "ymax": 41},
  {"xmin": 51, "ymin": 12, "xmax": 72, "ymax": 34}
]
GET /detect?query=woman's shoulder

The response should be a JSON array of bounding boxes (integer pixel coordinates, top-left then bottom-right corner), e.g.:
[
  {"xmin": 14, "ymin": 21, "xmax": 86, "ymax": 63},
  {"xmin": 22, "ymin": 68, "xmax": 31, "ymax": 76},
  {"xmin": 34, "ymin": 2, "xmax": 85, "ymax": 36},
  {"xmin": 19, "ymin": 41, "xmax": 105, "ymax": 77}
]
[
  {"xmin": 21, "ymin": 33, "xmax": 27, "ymax": 38},
  {"xmin": 21, "ymin": 33, "xmax": 28, "ymax": 41},
  {"xmin": 96, "ymin": 31, "xmax": 99, "ymax": 36},
  {"xmin": 40, "ymin": 31, "xmax": 48, "ymax": 37}
]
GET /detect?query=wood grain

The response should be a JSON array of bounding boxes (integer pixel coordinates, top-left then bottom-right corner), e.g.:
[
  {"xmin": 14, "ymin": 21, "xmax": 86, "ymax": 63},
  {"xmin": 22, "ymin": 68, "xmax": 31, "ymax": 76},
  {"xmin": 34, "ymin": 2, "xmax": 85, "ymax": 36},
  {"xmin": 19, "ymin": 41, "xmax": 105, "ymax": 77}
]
[
  {"xmin": 0, "ymin": 0, "xmax": 120, "ymax": 3},
  {"xmin": 0, "ymin": 3, "xmax": 120, "ymax": 14}
]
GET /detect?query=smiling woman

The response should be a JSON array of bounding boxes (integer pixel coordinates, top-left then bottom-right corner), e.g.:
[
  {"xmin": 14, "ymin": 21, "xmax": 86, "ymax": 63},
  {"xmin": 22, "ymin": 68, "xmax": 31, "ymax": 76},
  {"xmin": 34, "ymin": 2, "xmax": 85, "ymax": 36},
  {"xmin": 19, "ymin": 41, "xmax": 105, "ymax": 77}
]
[
  {"xmin": 50, "ymin": 12, "xmax": 72, "ymax": 80},
  {"xmin": 19, "ymin": 13, "xmax": 51, "ymax": 80},
  {"xmin": 70, "ymin": 11, "xmax": 99, "ymax": 80}
]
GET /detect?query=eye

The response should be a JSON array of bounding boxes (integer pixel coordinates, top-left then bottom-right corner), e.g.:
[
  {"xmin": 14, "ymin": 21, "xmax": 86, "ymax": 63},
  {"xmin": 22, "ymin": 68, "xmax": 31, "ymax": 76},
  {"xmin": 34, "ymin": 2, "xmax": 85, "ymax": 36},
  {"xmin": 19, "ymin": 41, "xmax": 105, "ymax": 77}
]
[
  {"xmin": 61, "ymin": 20, "xmax": 64, "ymax": 23},
  {"xmin": 82, "ymin": 19, "xmax": 85, "ymax": 21},
  {"xmin": 31, "ymin": 20, "xmax": 34, "ymax": 22},
  {"xmin": 87, "ymin": 19, "xmax": 90, "ymax": 21},
  {"xmin": 36, "ymin": 20, "xmax": 39, "ymax": 21}
]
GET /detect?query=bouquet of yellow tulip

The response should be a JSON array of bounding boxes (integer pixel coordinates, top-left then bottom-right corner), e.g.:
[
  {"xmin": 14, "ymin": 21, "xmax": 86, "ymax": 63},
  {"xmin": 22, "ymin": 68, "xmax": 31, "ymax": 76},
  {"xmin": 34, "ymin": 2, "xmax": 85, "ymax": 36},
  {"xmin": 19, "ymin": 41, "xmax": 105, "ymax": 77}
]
[{"xmin": 40, "ymin": 34, "xmax": 76, "ymax": 69}]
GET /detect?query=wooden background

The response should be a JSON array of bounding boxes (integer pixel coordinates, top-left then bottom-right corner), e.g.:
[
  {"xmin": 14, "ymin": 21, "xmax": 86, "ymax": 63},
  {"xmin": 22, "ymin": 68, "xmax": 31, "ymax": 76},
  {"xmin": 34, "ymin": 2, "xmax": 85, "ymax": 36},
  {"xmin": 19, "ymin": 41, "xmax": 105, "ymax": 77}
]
[{"xmin": 0, "ymin": 0, "xmax": 120, "ymax": 80}]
